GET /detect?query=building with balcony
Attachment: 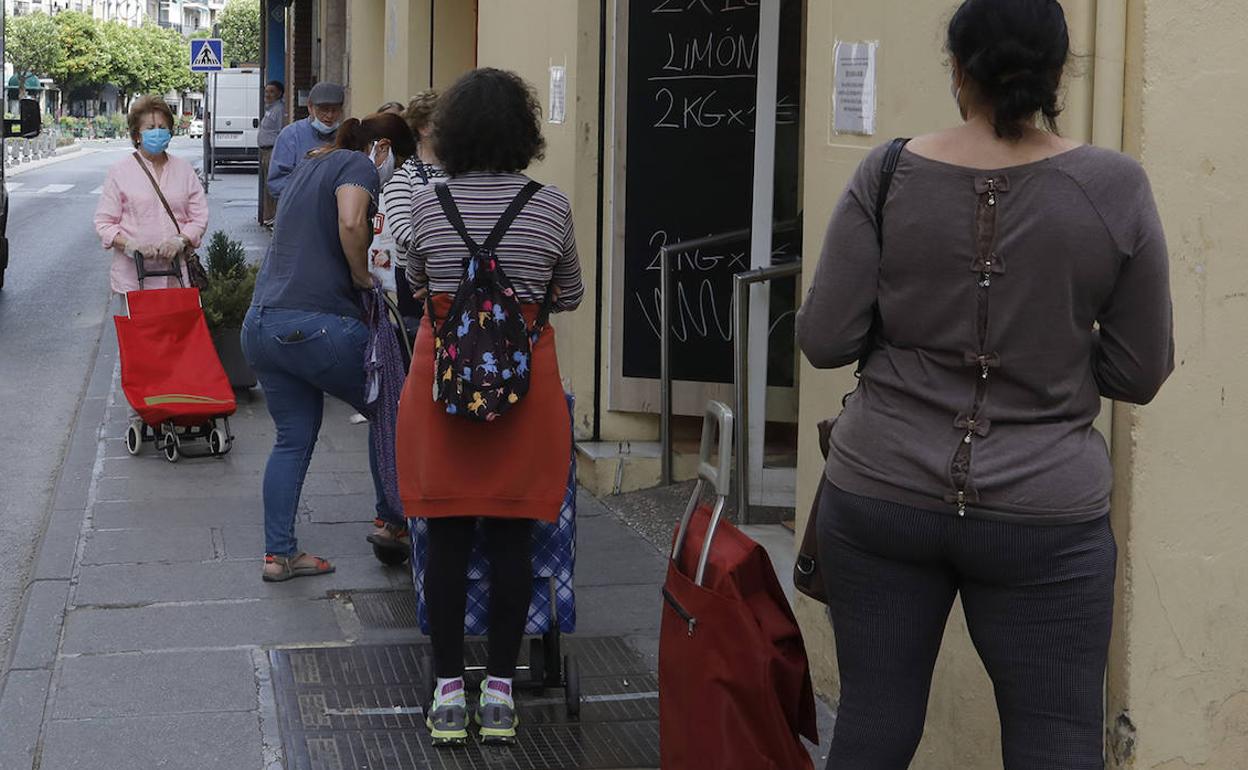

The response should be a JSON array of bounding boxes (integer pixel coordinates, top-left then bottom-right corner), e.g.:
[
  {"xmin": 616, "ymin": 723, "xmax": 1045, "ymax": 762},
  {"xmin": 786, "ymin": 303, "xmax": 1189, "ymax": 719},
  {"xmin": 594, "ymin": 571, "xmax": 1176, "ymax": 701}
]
[{"xmin": 7, "ymin": 0, "xmax": 147, "ymax": 25}]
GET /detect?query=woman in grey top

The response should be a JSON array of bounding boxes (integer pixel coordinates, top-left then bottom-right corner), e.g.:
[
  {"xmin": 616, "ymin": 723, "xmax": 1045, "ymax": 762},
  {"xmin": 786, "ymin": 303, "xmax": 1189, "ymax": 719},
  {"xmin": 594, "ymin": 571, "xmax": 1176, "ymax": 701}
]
[{"xmin": 797, "ymin": 1, "xmax": 1172, "ymax": 767}]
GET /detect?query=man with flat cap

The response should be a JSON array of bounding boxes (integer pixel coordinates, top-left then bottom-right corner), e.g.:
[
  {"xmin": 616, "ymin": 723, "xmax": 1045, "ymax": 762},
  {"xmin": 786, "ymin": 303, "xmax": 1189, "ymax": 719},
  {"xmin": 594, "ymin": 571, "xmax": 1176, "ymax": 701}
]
[{"xmin": 266, "ymin": 81, "xmax": 345, "ymax": 200}]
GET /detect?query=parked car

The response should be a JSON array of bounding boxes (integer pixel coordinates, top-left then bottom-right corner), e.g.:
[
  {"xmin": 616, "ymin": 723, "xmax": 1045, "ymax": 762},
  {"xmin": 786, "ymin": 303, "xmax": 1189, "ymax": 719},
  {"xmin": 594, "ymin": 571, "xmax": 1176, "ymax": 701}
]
[{"xmin": 188, "ymin": 118, "xmax": 204, "ymax": 139}]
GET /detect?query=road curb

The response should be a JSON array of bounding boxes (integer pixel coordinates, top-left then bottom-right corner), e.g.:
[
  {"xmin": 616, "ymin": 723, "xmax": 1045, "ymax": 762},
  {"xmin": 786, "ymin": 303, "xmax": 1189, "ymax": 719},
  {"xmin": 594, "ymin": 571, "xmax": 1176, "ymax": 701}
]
[
  {"xmin": 0, "ymin": 303, "xmax": 115, "ymax": 758},
  {"xmin": 7, "ymin": 145, "xmax": 98, "ymax": 178}
]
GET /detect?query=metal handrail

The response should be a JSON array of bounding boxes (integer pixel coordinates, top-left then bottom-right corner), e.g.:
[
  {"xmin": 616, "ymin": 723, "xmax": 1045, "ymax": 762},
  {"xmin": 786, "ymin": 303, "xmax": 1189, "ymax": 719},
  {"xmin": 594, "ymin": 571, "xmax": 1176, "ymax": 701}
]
[
  {"xmin": 657, "ymin": 218, "xmax": 800, "ymax": 487},
  {"xmin": 733, "ymin": 261, "xmax": 801, "ymax": 522}
]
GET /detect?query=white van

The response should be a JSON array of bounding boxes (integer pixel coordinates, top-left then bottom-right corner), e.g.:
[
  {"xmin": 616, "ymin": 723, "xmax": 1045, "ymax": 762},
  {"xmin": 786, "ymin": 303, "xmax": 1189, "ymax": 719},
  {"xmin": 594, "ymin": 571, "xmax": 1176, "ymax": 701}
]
[{"xmin": 210, "ymin": 67, "xmax": 261, "ymax": 164}]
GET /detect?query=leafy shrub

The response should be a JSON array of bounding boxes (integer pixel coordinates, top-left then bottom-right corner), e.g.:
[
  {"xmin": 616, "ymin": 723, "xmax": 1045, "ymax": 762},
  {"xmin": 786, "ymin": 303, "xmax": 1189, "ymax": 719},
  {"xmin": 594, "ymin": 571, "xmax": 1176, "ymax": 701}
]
[{"xmin": 200, "ymin": 231, "xmax": 258, "ymax": 331}]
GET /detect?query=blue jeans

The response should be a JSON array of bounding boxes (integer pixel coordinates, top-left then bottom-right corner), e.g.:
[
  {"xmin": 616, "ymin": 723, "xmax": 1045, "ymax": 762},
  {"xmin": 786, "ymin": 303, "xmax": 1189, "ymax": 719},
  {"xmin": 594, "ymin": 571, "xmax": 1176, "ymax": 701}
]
[{"xmin": 241, "ymin": 306, "xmax": 403, "ymax": 557}]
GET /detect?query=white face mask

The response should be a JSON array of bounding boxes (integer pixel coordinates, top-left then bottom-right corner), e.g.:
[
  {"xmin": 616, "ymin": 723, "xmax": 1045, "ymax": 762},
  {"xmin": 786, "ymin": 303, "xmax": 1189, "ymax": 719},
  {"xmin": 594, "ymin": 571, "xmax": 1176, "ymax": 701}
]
[{"xmin": 371, "ymin": 143, "xmax": 396, "ymax": 187}]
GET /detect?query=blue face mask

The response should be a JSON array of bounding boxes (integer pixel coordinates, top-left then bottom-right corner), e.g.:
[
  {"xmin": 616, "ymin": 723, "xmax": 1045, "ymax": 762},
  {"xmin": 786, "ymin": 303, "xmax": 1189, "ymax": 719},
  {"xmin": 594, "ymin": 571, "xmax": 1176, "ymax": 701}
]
[
  {"xmin": 140, "ymin": 127, "xmax": 171, "ymax": 155},
  {"xmin": 310, "ymin": 117, "xmax": 339, "ymax": 135}
]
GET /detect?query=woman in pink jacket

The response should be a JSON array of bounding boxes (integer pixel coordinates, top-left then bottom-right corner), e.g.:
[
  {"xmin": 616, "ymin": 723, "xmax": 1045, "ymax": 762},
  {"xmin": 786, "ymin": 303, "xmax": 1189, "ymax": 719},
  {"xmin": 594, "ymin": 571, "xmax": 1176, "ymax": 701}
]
[{"xmin": 94, "ymin": 95, "xmax": 209, "ymax": 295}]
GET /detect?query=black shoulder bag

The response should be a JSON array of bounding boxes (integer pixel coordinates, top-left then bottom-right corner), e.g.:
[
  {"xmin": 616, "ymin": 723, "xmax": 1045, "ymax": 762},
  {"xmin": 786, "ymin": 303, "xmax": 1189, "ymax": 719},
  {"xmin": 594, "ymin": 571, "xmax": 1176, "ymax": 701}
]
[{"xmin": 794, "ymin": 137, "xmax": 910, "ymax": 605}]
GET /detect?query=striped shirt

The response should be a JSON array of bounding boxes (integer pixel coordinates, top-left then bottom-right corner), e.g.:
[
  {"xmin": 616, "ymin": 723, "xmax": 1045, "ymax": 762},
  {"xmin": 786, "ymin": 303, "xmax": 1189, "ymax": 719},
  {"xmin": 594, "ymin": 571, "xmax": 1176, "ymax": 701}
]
[
  {"xmin": 405, "ymin": 172, "xmax": 584, "ymax": 312},
  {"xmin": 381, "ymin": 158, "xmax": 446, "ymax": 267}
]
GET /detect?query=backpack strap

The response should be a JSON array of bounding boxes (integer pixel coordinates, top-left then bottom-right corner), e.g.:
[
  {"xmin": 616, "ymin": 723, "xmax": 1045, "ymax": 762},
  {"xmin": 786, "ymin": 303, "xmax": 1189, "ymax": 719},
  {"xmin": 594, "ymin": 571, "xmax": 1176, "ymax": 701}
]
[
  {"xmin": 434, "ymin": 182, "xmax": 478, "ymax": 251},
  {"xmin": 434, "ymin": 180, "xmax": 543, "ymax": 256},
  {"xmin": 483, "ymin": 181, "xmax": 543, "ymax": 251}
]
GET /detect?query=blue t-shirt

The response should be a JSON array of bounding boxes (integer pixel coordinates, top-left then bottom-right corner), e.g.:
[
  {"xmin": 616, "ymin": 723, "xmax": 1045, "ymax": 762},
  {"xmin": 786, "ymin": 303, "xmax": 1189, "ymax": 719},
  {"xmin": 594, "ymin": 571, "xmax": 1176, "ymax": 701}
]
[{"xmin": 253, "ymin": 150, "xmax": 380, "ymax": 320}]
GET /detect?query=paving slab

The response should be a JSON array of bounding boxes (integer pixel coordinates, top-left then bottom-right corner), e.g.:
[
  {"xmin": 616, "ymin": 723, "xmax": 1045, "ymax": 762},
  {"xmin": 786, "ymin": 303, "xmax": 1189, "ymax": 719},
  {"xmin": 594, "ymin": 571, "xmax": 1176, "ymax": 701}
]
[
  {"xmin": 301, "ymin": 494, "xmax": 378, "ymax": 524},
  {"xmin": 220, "ymin": 522, "xmax": 378, "ymax": 560},
  {"xmin": 0, "ymin": 669, "xmax": 51, "ymax": 770},
  {"xmin": 81, "ymin": 527, "xmax": 218, "ymax": 566},
  {"xmin": 73, "ymin": 557, "xmax": 407, "ymax": 607},
  {"xmin": 39, "ymin": 711, "xmax": 263, "ymax": 770},
  {"xmin": 61, "ymin": 599, "xmax": 346, "ymax": 655},
  {"xmin": 93, "ymin": 470, "xmax": 347, "ymax": 503},
  {"xmin": 32, "ymin": 507, "xmax": 86, "ymax": 581},
  {"xmin": 7, "ymin": 580, "xmax": 70, "ymax": 671},
  {"xmin": 91, "ymin": 498, "xmax": 264, "ymax": 529},
  {"xmin": 574, "ymin": 584, "xmax": 663, "ymax": 637},
  {"xmin": 53, "ymin": 649, "xmax": 257, "ymax": 719},
  {"xmin": 576, "ymin": 514, "xmax": 667, "ymax": 588}
]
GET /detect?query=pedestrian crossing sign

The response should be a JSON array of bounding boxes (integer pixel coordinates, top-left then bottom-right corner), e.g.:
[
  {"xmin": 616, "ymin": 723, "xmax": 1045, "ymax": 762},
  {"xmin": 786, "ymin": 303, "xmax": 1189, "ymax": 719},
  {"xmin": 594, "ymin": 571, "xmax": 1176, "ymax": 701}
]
[{"xmin": 190, "ymin": 39, "xmax": 224, "ymax": 72}]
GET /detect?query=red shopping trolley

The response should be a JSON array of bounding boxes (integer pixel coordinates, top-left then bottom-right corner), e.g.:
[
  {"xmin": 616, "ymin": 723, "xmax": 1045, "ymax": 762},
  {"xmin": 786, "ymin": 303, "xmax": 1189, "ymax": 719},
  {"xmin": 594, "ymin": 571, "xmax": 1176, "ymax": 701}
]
[
  {"xmin": 114, "ymin": 252, "xmax": 235, "ymax": 462},
  {"xmin": 659, "ymin": 401, "xmax": 819, "ymax": 770}
]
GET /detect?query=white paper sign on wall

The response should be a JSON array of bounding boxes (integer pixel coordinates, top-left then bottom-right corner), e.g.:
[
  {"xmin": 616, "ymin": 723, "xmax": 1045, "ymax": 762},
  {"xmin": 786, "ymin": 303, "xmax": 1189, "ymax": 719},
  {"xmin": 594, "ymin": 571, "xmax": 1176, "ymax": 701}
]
[
  {"xmin": 832, "ymin": 41, "xmax": 878, "ymax": 136},
  {"xmin": 549, "ymin": 65, "xmax": 567, "ymax": 125}
]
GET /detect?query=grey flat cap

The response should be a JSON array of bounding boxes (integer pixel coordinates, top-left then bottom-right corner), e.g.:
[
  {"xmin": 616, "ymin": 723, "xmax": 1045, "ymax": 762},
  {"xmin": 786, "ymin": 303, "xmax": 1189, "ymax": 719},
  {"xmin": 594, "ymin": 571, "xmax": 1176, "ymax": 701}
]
[{"xmin": 309, "ymin": 82, "xmax": 345, "ymax": 105}]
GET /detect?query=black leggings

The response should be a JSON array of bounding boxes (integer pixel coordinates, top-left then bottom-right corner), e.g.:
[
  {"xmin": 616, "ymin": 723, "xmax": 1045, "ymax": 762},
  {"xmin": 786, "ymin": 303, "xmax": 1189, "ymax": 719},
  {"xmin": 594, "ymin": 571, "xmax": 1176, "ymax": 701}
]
[
  {"xmin": 424, "ymin": 517, "xmax": 533, "ymax": 679},
  {"xmin": 817, "ymin": 483, "xmax": 1116, "ymax": 770}
]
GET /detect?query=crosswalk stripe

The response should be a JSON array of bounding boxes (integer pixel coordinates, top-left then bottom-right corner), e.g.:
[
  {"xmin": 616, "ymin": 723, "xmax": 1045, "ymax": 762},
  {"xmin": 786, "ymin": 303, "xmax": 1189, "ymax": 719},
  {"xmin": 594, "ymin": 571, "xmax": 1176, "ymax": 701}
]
[
  {"xmin": 36, "ymin": 184, "xmax": 74, "ymax": 194},
  {"xmin": 91, "ymin": 186, "xmax": 104, "ymax": 194},
  {"xmin": 5, "ymin": 182, "xmax": 23, "ymax": 192}
]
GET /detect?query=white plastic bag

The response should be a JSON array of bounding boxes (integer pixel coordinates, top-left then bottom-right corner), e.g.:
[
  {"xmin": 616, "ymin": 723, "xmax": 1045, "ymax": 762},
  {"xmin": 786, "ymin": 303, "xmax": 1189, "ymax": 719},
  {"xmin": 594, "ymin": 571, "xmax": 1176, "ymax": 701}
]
[{"xmin": 368, "ymin": 205, "xmax": 398, "ymax": 294}]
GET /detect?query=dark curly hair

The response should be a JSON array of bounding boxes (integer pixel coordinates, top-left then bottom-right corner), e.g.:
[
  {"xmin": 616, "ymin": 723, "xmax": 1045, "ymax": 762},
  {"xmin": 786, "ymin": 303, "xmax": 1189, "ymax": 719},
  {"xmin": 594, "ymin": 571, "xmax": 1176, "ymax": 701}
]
[
  {"xmin": 433, "ymin": 68, "xmax": 546, "ymax": 176},
  {"xmin": 947, "ymin": 0, "xmax": 1069, "ymax": 140}
]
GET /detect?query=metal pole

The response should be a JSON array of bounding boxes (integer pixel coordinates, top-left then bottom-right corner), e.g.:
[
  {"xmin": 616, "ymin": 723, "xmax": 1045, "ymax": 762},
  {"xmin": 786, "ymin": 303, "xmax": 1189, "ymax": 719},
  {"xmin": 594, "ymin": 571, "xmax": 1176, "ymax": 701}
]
[
  {"xmin": 732, "ymin": 262, "xmax": 801, "ymax": 524},
  {"xmin": 745, "ymin": 0, "xmax": 782, "ymax": 517},
  {"xmin": 733, "ymin": 273, "xmax": 750, "ymax": 520},
  {"xmin": 210, "ymin": 71, "xmax": 218, "ymax": 181},
  {"xmin": 659, "ymin": 244, "xmax": 673, "ymax": 486}
]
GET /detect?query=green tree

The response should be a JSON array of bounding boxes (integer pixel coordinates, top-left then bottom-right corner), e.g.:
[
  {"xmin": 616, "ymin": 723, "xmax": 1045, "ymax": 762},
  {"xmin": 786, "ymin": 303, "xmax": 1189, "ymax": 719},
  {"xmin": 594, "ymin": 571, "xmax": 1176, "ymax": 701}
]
[
  {"xmin": 5, "ymin": 12, "xmax": 63, "ymax": 99},
  {"xmin": 99, "ymin": 23, "xmax": 199, "ymax": 109},
  {"xmin": 48, "ymin": 12, "xmax": 110, "ymax": 107},
  {"xmin": 217, "ymin": 0, "xmax": 261, "ymax": 66}
]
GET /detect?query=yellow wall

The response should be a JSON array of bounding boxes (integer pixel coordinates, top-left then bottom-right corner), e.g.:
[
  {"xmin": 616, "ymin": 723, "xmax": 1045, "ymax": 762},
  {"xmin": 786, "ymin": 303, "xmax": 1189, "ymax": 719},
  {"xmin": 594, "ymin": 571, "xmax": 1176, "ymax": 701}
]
[
  {"xmin": 432, "ymin": 0, "xmax": 477, "ymax": 91},
  {"xmin": 477, "ymin": 0, "xmax": 605, "ymax": 439},
  {"xmin": 382, "ymin": 0, "xmax": 430, "ymax": 103},
  {"xmin": 1107, "ymin": 0, "xmax": 1248, "ymax": 765},
  {"xmin": 794, "ymin": 2, "xmax": 1098, "ymax": 766},
  {"xmin": 346, "ymin": 0, "xmax": 385, "ymax": 115},
  {"xmin": 377, "ymin": 0, "xmax": 476, "ymax": 108}
]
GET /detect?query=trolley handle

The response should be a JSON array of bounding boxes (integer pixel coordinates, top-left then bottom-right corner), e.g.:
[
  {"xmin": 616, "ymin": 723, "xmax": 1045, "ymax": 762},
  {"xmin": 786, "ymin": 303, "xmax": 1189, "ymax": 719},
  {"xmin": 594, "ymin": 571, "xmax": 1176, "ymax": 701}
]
[
  {"xmin": 670, "ymin": 400, "xmax": 734, "ymax": 587},
  {"xmin": 132, "ymin": 250, "xmax": 184, "ymax": 289}
]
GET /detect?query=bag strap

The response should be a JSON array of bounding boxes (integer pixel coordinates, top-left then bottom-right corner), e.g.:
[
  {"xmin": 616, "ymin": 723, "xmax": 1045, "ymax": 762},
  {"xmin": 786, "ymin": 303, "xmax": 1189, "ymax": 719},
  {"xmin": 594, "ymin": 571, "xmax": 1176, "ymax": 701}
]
[
  {"xmin": 842, "ymin": 137, "xmax": 909, "ymax": 405},
  {"xmin": 873, "ymin": 137, "xmax": 909, "ymax": 247},
  {"xmin": 133, "ymin": 152, "xmax": 182, "ymax": 235}
]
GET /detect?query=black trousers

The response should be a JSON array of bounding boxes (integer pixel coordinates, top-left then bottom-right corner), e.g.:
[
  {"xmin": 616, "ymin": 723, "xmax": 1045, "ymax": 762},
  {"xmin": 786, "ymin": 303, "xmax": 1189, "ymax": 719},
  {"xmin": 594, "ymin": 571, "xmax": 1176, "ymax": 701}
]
[
  {"xmin": 424, "ymin": 516, "xmax": 533, "ymax": 679},
  {"xmin": 817, "ymin": 483, "xmax": 1117, "ymax": 770}
]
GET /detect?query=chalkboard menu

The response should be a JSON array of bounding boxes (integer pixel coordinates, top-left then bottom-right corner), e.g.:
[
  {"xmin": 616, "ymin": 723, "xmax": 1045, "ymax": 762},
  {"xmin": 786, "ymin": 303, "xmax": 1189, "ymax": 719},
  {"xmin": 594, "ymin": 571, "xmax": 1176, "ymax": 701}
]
[{"xmin": 623, "ymin": 0, "xmax": 802, "ymax": 385}]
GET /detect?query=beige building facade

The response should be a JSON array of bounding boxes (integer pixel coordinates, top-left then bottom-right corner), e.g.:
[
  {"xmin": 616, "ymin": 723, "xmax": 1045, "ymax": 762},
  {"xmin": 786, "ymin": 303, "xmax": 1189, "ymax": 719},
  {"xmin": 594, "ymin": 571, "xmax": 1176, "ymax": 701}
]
[{"xmin": 303, "ymin": 0, "xmax": 1247, "ymax": 765}]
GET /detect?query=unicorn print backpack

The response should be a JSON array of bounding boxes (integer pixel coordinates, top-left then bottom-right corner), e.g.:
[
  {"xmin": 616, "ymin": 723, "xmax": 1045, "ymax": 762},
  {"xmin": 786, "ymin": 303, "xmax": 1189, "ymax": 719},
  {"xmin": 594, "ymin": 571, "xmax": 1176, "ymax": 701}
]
[{"xmin": 428, "ymin": 181, "xmax": 553, "ymax": 422}]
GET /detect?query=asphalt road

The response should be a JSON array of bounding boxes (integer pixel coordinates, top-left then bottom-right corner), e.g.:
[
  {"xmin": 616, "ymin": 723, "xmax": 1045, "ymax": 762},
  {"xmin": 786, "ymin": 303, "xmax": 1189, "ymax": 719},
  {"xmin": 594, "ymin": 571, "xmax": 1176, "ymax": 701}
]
[{"xmin": 0, "ymin": 138, "xmax": 205, "ymax": 672}]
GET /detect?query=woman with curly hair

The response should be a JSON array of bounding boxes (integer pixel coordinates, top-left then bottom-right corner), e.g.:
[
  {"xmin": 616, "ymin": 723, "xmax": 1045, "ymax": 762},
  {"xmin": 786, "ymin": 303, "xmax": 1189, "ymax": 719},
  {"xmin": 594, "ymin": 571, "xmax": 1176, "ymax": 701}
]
[
  {"xmin": 395, "ymin": 68, "xmax": 584, "ymax": 747},
  {"xmin": 373, "ymin": 89, "xmax": 445, "ymax": 331}
]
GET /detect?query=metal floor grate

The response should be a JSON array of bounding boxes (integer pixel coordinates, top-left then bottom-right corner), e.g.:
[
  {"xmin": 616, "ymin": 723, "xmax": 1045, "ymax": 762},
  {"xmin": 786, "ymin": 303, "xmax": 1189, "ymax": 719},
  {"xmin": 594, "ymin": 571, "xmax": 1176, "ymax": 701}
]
[
  {"xmin": 351, "ymin": 591, "xmax": 420, "ymax": 630},
  {"xmin": 270, "ymin": 638, "xmax": 660, "ymax": 770}
]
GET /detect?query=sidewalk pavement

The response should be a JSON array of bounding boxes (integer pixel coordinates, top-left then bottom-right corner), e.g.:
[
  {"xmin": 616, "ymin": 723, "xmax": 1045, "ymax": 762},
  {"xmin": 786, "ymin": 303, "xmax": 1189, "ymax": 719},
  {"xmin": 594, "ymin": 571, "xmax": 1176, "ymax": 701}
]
[{"xmin": 0, "ymin": 169, "xmax": 832, "ymax": 769}]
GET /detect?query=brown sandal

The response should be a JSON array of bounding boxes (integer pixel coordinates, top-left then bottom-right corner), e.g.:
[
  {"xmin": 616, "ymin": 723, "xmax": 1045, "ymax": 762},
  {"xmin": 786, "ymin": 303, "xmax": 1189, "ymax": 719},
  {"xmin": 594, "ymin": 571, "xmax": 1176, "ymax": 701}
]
[
  {"xmin": 262, "ymin": 552, "xmax": 335, "ymax": 582},
  {"xmin": 366, "ymin": 519, "xmax": 410, "ymax": 554}
]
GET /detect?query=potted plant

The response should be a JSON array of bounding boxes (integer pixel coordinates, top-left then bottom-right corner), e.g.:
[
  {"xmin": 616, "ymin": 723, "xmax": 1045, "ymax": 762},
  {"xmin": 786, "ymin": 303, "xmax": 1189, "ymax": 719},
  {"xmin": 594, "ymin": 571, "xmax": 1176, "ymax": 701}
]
[{"xmin": 200, "ymin": 231, "xmax": 259, "ymax": 389}]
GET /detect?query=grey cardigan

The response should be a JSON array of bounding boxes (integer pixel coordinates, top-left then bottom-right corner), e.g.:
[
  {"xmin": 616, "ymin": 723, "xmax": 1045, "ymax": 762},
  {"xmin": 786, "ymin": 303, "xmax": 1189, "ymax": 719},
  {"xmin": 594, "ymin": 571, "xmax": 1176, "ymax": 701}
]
[{"xmin": 797, "ymin": 143, "xmax": 1174, "ymax": 523}]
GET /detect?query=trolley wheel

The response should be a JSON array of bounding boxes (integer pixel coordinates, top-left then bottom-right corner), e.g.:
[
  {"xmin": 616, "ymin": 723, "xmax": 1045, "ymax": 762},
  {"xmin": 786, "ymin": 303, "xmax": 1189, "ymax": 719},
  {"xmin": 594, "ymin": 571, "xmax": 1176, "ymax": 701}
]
[
  {"xmin": 564, "ymin": 654, "xmax": 581, "ymax": 719},
  {"xmin": 371, "ymin": 543, "xmax": 409, "ymax": 566},
  {"xmin": 419, "ymin": 652, "xmax": 436, "ymax": 714},
  {"xmin": 125, "ymin": 422, "xmax": 143, "ymax": 456},
  {"xmin": 162, "ymin": 433, "xmax": 180, "ymax": 463},
  {"xmin": 209, "ymin": 427, "xmax": 229, "ymax": 456},
  {"xmin": 528, "ymin": 638, "xmax": 546, "ymax": 687}
]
